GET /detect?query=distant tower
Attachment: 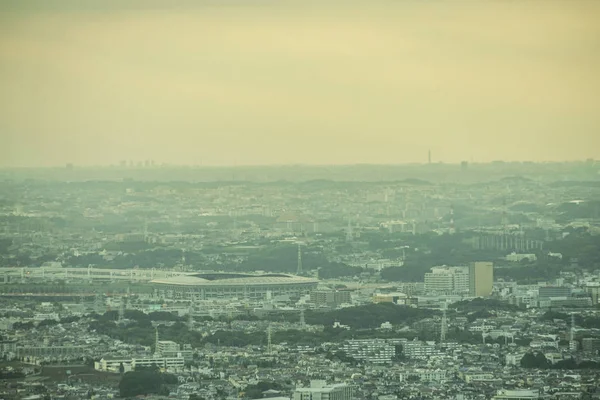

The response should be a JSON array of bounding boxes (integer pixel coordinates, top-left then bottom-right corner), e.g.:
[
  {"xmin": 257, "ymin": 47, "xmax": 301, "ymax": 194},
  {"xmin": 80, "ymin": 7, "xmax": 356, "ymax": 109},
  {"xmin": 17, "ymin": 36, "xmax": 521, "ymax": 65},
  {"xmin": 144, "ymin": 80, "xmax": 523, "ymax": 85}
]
[
  {"xmin": 118, "ymin": 298, "xmax": 125, "ymax": 322},
  {"xmin": 569, "ymin": 313, "xmax": 578, "ymax": 351},
  {"xmin": 188, "ymin": 303, "xmax": 195, "ymax": 330},
  {"xmin": 296, "ymin": 243, "xmax": 303, "ymax": 275},
  {"xmin": 482, "ymin": 319, "xmax": 487, "ymax": 344},
  {"xmin": 449, "ymin": 204, "xmax": 456, "ymax": 234},
  {"xmin": 346, "ymin": 218, "xmax": 353, "ymax": 242},
  {"xmin": 267, "ymin": 325, "xmax": 273, "ymax": 354},
  {"xmin": 143, "ymin": 219, "xmax": 149, "ymax": 242},
  {"xmin": 428, "ymin": 150, "xmax": 431, "ymax": 164},
  {"xmin": 440, "ymin": 302, "xmax": 448, "ymax": 343},
  {"xmin": 94, "ymin": 293, "xmax": 105, "ymax": 314},
  {"xmin": 154, "ymin": 326, "xmax": 160, "ymax": 356},
  {"xmin": 300, "ymin": 308, "xmax": 306, "ymax": 329},
  {"xmin": 501, "ymin": 198, "xmax": 509, "ymax": 233}
]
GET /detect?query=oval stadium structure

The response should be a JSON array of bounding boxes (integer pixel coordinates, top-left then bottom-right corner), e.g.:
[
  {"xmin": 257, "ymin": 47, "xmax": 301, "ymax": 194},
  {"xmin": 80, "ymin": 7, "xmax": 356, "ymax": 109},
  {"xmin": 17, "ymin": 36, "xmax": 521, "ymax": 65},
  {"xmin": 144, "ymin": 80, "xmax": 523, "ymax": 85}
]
[{"xmin": 151, "ymin": 272, "xmax": 319, "ymax": 301}]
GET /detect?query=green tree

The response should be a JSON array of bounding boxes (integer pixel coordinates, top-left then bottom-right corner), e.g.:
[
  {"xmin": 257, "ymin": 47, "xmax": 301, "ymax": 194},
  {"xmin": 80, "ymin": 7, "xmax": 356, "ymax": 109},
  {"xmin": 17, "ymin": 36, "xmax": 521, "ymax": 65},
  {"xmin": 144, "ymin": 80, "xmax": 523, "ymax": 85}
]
[
  {"xmin": 520, "ymin": 352, "xmax": 551, "ymax": 369},
  {"xmin": 118, "ymin": 369, "xmax": 166, "ymax": 398}
]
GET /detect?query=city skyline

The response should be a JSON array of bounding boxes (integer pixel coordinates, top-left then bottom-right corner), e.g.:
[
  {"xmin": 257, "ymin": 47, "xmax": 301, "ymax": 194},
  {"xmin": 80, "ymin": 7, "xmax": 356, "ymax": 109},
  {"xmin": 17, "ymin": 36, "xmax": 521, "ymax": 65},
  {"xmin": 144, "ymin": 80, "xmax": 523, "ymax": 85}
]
[{"xmin": 1, "ymin": 0, "xmax": 599, "ymax": 167}]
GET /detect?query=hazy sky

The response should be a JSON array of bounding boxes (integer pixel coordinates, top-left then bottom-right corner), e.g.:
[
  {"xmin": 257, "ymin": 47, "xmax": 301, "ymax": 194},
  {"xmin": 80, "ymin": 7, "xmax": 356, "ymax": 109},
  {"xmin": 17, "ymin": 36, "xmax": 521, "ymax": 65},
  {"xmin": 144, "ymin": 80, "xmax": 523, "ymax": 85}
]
[{"xmin": 1, "ymin": 0, "xmax": 599, "ymax": 167}]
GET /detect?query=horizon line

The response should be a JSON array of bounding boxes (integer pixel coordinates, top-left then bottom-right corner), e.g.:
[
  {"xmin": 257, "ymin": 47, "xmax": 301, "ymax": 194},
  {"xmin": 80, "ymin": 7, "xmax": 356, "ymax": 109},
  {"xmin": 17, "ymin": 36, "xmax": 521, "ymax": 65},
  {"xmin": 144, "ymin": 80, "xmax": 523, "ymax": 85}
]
[{"xmin": 0, "ymin": 159, "xmax": 598, "ymax": 170}]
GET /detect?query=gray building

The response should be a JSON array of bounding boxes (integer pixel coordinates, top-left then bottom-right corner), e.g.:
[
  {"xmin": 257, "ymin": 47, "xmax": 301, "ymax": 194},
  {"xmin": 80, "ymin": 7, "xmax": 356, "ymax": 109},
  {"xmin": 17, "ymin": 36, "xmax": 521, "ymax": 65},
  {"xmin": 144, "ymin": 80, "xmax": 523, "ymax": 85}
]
[
  {"xmin": 293, "ymin": 380, "xmax": 354, "ymax": 400},
  {"xmin": 538, "ymin": 286, "xmax": 571, "ymax": 298}
]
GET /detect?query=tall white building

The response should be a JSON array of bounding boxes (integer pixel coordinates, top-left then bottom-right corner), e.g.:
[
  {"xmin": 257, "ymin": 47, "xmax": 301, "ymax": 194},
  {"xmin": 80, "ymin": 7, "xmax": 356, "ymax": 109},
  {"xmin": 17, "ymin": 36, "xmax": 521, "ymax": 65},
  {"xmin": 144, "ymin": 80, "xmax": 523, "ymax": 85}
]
[
  {"xmin": 293, "ymin": 380, "xmax": 354, "ymax": 400},
  {"xmin": 424, "ymin": 266, "xmax": 469, "ymax": 294},
  {"xmin": 343, "ymin": 339, "xmax": 395, "ymax": 364}
]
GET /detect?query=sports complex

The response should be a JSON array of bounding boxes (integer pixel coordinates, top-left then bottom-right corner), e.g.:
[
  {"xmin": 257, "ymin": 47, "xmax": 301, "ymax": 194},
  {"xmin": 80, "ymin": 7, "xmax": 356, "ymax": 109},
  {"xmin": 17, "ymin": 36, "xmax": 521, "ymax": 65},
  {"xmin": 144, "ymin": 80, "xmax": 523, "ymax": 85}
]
[{"xmin": 150, "ymin": 272, "xmax": 319, "ymax": 301}]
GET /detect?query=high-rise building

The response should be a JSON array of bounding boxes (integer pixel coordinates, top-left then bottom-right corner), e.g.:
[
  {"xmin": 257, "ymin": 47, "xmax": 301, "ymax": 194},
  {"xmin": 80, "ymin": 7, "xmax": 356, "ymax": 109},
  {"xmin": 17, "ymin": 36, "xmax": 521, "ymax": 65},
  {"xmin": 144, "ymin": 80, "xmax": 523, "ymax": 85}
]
[
  {"xmin": 424, "ymin": 266, "xmax": 469, "ymax": 294},
  {"xmin": 469, "ymin": 262, "xmax": 494, "ymax": 297},
  {"xmin": 293, "ymin": 381, "xmax": 354, "ymax": 400},
  {"xmin": 585, "ymin": 284, "xmax": 600, "ymax": 305}
]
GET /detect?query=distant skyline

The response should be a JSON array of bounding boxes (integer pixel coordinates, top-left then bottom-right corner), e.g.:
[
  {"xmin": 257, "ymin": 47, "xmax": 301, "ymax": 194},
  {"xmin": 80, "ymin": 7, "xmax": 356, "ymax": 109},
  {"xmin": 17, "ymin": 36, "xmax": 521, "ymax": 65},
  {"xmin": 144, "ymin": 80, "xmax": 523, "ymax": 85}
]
[{"xmin": 1, "ymin": 0, "xmax": 599, "ymax": 167}]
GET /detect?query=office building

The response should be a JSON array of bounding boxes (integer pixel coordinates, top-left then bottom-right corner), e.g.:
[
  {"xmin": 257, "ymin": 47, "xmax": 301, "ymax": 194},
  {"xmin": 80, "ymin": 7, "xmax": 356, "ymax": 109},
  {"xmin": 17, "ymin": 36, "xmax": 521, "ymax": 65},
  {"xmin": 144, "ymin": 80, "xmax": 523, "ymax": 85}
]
[
  {"xmin": 0, "ymin": 340, "xmax": 17, "ymax": 357},
  {"xmin": 293, "ymin": 380, "xmax": 354, "ymax": 400},
  {"xmin": 373, "ymin": 292, "xmax": 408, "ymax": 305},
  {"xmin": 403, "ymin": 341, "xmax": 440, "ymax": 360},
  {"xmin": 310, "ymin": 290, "xmax": 352, "ymax": 308},
  {"xmin": 538, "ymin": 286, "xmax": 571, "ymax": 298},
  {"xmin": 343, "ymin": 339, "xmax": 395, "ymax": 364},
  {"xmin": 156, "ymin": 340, "xmax": 179, "ymax": 356},
  {"xmin": 492, "ymin": 390, "xmax": 539, "ymax": 400},
  {"xmin": 469, "ymin": 262, "xmax": 494, "ymax": 297},
  {"xmin": 505, "ymin": 253, "xmax": 537, "ymax": 262},
  {"xmin": 582, "ymin": 338, "xmax": 600, "ymax": 354},
  {"xmin": 585, "ymin": 284, "xmax": 600, "ymax": 305},
  {"xmin": 424, "ymin": 266, "xmax": 469, "ymax": 294},
  {"xmin": 95, "ymin": 355, "xmax": 185, "ymax": 372}
]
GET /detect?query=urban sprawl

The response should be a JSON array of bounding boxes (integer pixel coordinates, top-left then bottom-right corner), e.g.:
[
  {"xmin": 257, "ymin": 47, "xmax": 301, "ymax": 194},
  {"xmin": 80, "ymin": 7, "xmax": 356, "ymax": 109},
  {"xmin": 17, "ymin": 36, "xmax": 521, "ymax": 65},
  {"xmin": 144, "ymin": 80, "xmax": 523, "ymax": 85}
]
[{"xmin": 0, "ymin": 162, "xmax": 599, "ymax": 400}]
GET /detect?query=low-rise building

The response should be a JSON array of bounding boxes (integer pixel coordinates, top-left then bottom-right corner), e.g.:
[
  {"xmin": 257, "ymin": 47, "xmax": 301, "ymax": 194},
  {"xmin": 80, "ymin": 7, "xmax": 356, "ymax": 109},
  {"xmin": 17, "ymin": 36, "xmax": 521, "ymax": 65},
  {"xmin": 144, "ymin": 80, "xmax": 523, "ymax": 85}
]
[
  {"xmin": 493, "ymin": 389, "xmax": 539, "ymax": 400},
  {"xmin": 95, "ymin": 355, "xmax": 185, "ymax": 372},
  {"xmin": 293, "ymin": 380, "xmax": 354, "ymax": 400}
]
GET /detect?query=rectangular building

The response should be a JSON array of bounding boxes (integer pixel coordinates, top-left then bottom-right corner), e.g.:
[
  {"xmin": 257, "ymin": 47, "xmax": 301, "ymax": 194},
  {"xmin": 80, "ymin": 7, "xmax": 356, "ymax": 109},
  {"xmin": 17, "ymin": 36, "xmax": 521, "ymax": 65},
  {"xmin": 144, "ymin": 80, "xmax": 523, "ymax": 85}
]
[
  {"xmin": 95, "ymin": 355, "xmax": 185, "ymax": 372},
  {"xmin": 538, "ymin": 286, "xmax": 571, "ymax": 298},
  {"xmin": 403, "ymin": 341, "xmax": 439, "ymax": 360},
  {"xmin": 293, "ymin": 381, "xmax": 353, "ymax": 400},
  {"xmin": 582, "ymin": 338, "xmax": 600, "ymax": 354},
  {"xmin": 493, "ymin": 390, "xmax": 539, "ymax": 400},
  {"xmin": 585, "ymin": 284, "xmax": 600, "ymax": 305},
  {"xmin": 424, "ymin": 266, "xmax": 469, "ymax": 295},
  {"xmin": 310, "ymin": 290, "xmax": 352, "ymax": 308},
  {"xmin": 343, "ymin": 339, "xmax": 395, "ymax": 364},
  {"xmin": 469, "ymin": 262, "xmax": 494, "ymax": 297}
]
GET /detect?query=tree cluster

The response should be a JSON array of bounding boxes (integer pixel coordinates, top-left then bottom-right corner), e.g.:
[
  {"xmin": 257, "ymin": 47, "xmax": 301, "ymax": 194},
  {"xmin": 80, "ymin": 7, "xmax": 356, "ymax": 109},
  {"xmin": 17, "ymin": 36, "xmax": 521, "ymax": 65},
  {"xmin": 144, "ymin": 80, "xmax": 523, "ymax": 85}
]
[{"xmin": 118, "ymin": 367, "xmax": 177, "ymax": 398}]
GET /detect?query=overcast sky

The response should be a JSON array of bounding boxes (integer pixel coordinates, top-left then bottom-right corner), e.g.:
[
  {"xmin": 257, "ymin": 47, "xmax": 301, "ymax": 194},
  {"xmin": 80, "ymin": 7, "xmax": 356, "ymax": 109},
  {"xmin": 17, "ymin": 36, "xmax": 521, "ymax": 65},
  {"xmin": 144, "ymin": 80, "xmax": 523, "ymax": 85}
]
[{"xmin": 1, "ymin": 0, "xmax": 599, "ymax": 167}]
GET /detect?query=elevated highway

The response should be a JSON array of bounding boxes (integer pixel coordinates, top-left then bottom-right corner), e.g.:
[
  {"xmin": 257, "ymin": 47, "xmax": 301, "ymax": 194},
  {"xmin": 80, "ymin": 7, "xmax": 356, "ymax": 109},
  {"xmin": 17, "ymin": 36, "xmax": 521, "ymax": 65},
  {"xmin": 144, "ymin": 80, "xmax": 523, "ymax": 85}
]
[{"xmin": 0, "ymin": 266, "xmax": 192, "ymax": 283}]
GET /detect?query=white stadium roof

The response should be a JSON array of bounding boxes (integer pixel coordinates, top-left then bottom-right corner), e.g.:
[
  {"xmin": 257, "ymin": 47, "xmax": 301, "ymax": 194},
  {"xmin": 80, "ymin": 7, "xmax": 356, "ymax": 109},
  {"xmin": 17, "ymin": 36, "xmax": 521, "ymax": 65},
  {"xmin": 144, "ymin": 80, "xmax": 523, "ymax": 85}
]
[{"xmin": 151, "ymin": 273, "xmax": 318, "ymax": 286}]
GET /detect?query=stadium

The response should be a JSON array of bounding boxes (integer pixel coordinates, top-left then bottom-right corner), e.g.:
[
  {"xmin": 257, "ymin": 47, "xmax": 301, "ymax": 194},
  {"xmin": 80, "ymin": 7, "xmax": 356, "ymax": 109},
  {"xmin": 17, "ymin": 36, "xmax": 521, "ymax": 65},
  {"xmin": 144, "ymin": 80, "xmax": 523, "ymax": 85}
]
[{"xmin": 151, "ymin": 272, "xmax": 319, "ymax": 301}]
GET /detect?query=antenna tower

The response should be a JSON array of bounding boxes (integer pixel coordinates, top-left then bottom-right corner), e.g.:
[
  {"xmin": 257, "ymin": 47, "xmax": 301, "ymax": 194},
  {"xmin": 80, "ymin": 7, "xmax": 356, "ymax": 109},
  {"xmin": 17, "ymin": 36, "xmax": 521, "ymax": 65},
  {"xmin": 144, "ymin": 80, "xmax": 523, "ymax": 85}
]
[
  {"xmin": 267, "ymin": 325, "xmax": 273, "ymax": 354},
  {"xmin": 501, "ymin": 198, "xmax": 509, "ymax": 234},
  {"xmin": 154, "ymin": 326, "xmax": 160, "ymax": 356},
  {"xmin": 482, "ymin": 319, "xmax": 487, "ymax": 344},
  {"xmin": 300, "ymin": 308, "xmax": 306, "ymax": 329},
  {"xmin": 296, "ymin": 242, "xmax": 303, "ymax": 275},
  {"xmin": 188, "ymin": 303, "xmax": 195, "ymax": 330},
  {"xmin": 346, "ymin": 218, "xmax": 353, "ymax": 242},
  {"xmin": 440, "ymin": 302, "xmax": 448, "ymax": 343},
  {"xmin": 118, "ymin": 298, "xmax": 125, "ymax": 322}
]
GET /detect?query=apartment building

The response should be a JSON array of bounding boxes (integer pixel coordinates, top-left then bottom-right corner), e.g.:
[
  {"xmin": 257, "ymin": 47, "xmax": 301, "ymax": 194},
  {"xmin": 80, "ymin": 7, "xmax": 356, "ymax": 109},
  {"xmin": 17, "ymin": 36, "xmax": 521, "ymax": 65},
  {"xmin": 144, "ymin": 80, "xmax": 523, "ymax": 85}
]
[
  {"xmin": 293, "ymin": 380, "xmax": 354, "ymax": 400},
  {"xmin": 342, "ymin": 339, "xmax": 395, "ymax": 364},
  {"xmin": 424, "ymin": 266, "xmax": 469, "ymax": 294}
]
